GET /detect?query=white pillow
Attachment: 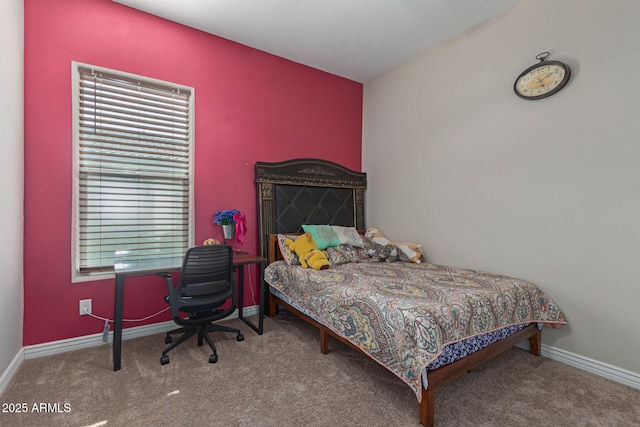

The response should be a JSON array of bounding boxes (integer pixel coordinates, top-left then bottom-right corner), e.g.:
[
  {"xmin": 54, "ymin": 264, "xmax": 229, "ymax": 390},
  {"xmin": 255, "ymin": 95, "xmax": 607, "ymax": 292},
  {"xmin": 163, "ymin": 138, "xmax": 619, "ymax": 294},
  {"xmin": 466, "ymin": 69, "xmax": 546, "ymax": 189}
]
[{"xmin": 330, "ymin": 226, "xmax": 364, "ymax": 248}]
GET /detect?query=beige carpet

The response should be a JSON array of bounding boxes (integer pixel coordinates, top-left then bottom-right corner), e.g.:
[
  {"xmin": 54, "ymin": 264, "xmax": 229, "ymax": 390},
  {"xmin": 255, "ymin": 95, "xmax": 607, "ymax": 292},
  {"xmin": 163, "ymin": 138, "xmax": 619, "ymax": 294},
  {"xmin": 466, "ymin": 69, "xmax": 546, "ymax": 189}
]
[{"xmin": 1, "ymin": 315, "xmax": 639, "ymax": 427}]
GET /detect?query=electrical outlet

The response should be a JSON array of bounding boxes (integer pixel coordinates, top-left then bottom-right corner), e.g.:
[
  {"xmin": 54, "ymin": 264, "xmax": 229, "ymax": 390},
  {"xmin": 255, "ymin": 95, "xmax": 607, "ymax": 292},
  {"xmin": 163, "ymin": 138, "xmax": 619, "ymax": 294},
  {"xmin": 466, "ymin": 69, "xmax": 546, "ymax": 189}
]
[{"xmin": 79, "ymin": 299, "xmax": 92, "ymax": 316}]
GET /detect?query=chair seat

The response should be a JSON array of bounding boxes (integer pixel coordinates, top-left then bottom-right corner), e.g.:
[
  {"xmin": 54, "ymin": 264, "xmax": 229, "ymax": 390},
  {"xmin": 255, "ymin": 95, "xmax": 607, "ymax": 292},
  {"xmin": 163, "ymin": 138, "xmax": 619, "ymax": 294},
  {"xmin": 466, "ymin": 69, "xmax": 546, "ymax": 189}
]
[{"xmin": 164, "ymin": 294, "xmax": 225, "ymax": 317}]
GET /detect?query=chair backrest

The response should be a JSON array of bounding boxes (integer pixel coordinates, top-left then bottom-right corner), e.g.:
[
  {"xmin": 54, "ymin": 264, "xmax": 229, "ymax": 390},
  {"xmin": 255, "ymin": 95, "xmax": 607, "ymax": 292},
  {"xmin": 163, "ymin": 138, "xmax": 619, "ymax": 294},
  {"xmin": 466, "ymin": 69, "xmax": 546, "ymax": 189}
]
[{"xmin": 171, "ymin": 245, "xmax": 235, "ymax": 316}]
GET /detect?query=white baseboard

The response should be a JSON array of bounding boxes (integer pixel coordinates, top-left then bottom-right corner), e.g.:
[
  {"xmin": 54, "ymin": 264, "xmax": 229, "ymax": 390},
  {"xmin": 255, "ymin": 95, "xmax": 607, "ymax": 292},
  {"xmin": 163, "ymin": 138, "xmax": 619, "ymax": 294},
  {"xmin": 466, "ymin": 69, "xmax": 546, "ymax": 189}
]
[
  {"xmin": 0, "ymin": 348, "xmax": 25, "ymax": 395},
  {"xmin": 515, "ymin": 341, "xmax": 640, "ymax": 390},
  {"xmin": 541, "ymin": 343, "xmax": 640, "ymax": 390},
  {"xmin": 23, "ymin": 306, "xmax": 259, "ymax": 359},
  {"xmin": 23, "ymin": 320, "xmax": 177, "ymax": 360}
]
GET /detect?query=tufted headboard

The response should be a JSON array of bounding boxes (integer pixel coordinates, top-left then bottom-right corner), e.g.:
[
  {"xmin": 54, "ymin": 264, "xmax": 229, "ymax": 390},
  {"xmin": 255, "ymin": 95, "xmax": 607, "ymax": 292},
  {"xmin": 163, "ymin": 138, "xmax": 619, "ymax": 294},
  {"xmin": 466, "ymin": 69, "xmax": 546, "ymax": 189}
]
[{"xmin": 254, "ymin": 158, "xmax": 367, "ymax": 258}]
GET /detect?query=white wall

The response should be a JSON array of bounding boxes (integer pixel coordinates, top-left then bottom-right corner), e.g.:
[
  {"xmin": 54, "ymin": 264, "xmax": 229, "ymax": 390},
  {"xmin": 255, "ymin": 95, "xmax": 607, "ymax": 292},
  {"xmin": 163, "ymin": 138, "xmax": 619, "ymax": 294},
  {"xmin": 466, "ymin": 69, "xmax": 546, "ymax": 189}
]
[
  {"xmin": 363, "ymin": 0, "xmax": 640, "ymax": 374},
  {"xmin": 0, "ymin": 0, "xmax": 25, "ymax": 383}
]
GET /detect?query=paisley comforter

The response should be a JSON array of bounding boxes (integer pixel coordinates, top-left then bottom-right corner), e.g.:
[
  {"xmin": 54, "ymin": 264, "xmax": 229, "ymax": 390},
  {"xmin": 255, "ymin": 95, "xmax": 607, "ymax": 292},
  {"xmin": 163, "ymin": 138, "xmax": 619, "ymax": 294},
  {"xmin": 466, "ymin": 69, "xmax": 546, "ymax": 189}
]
[{"xmin": 265, "ymin": 260, "xmax": 567, "ymax": 400}]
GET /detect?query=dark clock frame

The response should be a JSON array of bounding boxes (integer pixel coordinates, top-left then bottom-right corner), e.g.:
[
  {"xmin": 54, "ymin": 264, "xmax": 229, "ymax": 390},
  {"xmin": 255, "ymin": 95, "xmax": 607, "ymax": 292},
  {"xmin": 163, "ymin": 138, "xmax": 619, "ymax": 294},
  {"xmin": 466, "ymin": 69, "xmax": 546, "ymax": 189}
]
[{"xmin": 514, "ymin": 60, "xmax": 571, "ymax": 100}]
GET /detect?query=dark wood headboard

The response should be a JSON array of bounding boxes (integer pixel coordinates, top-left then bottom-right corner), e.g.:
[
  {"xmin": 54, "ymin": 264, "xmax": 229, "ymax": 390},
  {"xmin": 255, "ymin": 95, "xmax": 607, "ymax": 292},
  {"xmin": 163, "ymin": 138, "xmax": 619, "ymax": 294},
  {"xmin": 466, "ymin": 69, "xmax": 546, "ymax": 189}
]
[{"xmin": 255, "ymin": 158, "xmax": 367, "ymax": 258}]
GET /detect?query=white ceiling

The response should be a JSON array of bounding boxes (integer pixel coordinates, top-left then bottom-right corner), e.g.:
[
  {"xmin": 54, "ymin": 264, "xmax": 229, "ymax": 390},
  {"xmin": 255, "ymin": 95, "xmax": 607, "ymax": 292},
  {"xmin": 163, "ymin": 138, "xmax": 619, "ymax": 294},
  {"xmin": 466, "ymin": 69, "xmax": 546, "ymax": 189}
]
[{"xmin": 114, "ymin": 0, "xmax": 522, "ymax": 83}]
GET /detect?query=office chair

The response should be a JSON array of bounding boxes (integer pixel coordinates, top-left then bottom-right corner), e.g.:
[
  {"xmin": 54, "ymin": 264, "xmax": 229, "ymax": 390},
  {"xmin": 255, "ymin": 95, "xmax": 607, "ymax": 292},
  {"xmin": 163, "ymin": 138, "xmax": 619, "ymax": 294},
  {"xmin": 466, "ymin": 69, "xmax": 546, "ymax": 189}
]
[{"xmin": 160, "ymin": 244, "xmax": 244, "ymax": 365}]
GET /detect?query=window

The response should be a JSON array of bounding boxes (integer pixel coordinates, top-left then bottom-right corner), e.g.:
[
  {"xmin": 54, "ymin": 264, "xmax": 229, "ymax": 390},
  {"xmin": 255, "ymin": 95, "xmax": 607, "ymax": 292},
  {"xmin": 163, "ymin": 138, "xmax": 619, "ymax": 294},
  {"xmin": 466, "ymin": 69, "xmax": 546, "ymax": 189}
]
[{"xmin": 72, "ymin": 62, "xmax": 194, "ymax": 280}]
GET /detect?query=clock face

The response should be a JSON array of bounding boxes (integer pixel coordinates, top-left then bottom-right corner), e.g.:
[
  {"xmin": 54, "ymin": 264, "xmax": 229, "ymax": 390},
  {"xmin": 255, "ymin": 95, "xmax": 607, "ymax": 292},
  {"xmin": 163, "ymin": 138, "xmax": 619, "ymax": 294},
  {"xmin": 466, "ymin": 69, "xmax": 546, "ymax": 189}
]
[{"xmin": 514, "ymin": 61, "xmax": 571, "ymax": 100}]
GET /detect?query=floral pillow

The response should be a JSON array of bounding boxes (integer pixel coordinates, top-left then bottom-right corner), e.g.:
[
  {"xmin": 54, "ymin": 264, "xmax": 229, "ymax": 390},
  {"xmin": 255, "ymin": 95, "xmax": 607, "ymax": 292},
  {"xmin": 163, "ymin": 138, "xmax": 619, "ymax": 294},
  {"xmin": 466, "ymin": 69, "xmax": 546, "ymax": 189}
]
[
  {"xmin": 326, "ymin": 245, "xmax": 360, "ymax": 265},
  {"xmin": 276, "ymin": 234, "xmax": 301, "ymax": 266},
  {"xmin": 331, "ymin": 225, "xmax": 364, "ymax": 248},
  {"xmin": 356, "ymin": 236, "xmax": 376, "ymax": 260},
  {"xmin": 301, "ymin": 224, "xmax": 341, "ymax": 250}
]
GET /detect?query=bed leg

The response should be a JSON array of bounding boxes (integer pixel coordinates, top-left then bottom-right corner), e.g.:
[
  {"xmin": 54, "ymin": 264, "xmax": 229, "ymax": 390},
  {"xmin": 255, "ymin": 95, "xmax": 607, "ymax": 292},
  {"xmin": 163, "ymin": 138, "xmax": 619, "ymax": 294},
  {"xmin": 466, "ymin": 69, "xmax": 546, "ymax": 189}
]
[
  {"xmin": 419, "ymin": 387, "xmax": 436, "ymax": 427},
  {"xmin": 529, "ymin": 330, "xmax": 541, "ymax": 356},
  {"xmin": 268, "ymin": 298, "xmax": 278, "ymax": 317},
  {"xmin": 320, "ymin": 329, "xmax": 329, "ymax": 354}
]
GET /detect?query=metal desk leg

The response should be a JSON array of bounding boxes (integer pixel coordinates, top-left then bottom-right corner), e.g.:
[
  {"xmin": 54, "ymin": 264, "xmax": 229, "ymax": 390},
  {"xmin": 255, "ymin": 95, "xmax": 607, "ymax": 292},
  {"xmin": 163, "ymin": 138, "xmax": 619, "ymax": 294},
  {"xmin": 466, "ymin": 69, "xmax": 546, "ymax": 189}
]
[
  {"xmin": 237, "ymin": 261, "xmax": 265, "ymax": 335},
  {"xmin": 113, "ymin": 274, "xmax": 124, "ymax": 371},
  {"xmin": 258, "ymin": 261, "xmax": 264, "ymax": 334},
  {"xmin": 236, "ymin": 265, "xmax": 244, "ymax": 319}
]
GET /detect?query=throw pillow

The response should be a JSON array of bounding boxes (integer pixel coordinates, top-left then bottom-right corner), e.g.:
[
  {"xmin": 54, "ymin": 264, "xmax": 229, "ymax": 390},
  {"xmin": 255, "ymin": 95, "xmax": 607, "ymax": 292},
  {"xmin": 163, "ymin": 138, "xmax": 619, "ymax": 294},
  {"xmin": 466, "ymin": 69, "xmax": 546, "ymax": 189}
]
[
  {"xmin": 331, "ymin": 225, "xmax": 364, "ymax": 248},
  {"xmin": 276, "ymin": 234, "xmax": 301, "ymax": 265},
  {"xmin": 301, "ymin": 224, "xmax": 340, "ymax": 250}
]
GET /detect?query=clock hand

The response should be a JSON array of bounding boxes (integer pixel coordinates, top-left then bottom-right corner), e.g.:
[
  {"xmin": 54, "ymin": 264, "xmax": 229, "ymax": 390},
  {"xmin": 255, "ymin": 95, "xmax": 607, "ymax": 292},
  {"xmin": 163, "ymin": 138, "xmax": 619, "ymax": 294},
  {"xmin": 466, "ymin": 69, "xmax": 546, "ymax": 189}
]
[
  {"xmin": 532, "ymin": 71, "xmax": 555, "ymax": 89},
  {"xmin": 539, "ymin": 71, "xmax": 554, "ymax": 83},
  {"xmin": 526, "ymin": 80, "xmax": 542, "ymax": 90}
]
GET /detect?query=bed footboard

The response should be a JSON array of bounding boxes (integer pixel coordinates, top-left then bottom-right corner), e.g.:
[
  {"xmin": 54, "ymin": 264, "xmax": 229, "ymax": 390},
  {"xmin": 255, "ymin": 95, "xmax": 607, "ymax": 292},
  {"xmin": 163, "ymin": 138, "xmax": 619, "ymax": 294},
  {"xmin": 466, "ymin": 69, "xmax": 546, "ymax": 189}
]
[
  {"xmin": 269, "ymin": 291, "xmax": 541, "ymax": 427},
  {"xmin": 420, "ymin": 323, "xmax": 541, "ymax": 426}
]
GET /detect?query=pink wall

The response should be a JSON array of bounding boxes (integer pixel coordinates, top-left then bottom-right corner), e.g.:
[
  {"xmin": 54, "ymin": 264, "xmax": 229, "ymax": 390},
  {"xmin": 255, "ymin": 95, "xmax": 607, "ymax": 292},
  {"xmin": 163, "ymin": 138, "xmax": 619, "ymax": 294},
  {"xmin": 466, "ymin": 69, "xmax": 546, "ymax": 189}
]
[{"xmin": 24, "ymin": 0, "xmax": 362, "ymax": 346}]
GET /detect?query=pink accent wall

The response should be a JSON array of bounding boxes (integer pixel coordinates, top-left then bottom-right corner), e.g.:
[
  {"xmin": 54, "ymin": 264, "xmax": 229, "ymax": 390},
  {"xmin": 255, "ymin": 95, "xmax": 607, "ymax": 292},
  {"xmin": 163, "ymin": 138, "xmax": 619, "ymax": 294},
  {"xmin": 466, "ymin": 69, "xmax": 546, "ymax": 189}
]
[{"xmin": 24, "ymin": 0, "xmax": 362, "ymax": 346}]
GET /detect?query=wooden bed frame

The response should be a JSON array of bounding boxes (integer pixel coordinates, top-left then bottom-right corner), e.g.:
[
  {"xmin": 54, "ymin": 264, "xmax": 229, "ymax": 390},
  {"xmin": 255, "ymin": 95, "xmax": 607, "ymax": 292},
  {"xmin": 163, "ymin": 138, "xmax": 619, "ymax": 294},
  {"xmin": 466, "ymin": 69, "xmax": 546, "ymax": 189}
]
[{"xmin": 255, "ymin": 158, "xmax": 541, "ymax": 427}]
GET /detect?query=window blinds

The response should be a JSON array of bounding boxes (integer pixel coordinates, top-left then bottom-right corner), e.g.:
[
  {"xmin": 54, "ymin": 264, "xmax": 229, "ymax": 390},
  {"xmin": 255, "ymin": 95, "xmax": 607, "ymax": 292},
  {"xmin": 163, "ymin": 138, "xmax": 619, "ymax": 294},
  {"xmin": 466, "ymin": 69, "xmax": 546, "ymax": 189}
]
[{"xmin": 76, "ymin": 66, "xmax": 192, "ymax": 274}]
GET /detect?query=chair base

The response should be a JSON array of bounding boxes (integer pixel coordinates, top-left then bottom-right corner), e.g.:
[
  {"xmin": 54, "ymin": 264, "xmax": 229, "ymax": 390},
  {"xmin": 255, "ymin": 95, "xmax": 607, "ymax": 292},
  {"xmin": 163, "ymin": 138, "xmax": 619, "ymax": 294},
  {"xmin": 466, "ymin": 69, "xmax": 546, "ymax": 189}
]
[{"xmin": 160, "ymin": 322, "xmax": 244, "ymax": 365}]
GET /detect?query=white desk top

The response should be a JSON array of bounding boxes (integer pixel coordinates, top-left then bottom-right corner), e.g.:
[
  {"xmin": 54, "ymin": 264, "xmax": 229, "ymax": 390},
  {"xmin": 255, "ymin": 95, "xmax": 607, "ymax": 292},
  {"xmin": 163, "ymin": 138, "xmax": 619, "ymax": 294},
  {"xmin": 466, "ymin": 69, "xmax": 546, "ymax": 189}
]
[{"xmin": 114, "ymin": 256, "xmax": 182, "ymax": 276}]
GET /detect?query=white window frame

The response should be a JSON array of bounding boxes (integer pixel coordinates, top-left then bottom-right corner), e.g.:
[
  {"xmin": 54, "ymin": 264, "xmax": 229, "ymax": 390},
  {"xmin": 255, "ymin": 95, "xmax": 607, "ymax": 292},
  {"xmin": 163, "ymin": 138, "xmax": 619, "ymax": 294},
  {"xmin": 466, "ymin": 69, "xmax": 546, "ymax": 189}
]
[{"xmin": 71, "ymin": 61, "xmax": 194, "ymax": 282}]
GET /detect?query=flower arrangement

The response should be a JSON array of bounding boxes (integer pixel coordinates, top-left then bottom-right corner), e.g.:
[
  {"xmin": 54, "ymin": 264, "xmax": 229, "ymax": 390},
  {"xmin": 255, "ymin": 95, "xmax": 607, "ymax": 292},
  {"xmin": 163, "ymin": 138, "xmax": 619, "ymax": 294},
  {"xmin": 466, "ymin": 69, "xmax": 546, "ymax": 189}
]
[
  {"xmin": 213, "ymin": 209, "xmax": 247, "ymax": 244},
  {"xmin": 212, "ymin": 209, "xmax": 240, "ymax": 225}
]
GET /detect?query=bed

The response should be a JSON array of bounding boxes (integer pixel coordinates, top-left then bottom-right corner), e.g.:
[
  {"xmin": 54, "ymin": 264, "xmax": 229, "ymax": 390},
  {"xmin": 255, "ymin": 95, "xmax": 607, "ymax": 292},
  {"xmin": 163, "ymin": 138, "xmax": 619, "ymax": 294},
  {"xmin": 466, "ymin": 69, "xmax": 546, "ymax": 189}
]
[{"xmin": 255, "ymin": 158, "xmax": 567, "ymax": 427}]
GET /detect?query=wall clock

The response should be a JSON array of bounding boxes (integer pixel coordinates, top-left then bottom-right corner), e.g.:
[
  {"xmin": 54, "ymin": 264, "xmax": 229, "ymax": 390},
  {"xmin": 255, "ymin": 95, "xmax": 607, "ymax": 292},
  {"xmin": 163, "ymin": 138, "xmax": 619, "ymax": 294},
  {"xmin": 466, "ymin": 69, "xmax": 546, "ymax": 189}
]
[{"xmin": 514, "ymin": 52, "xmax": 571, "ymax": 100}]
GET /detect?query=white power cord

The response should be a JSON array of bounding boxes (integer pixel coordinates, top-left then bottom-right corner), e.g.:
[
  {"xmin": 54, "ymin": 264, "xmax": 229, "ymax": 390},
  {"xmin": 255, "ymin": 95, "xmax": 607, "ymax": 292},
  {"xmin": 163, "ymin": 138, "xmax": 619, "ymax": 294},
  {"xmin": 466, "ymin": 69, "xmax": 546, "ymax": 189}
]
[
  {"xmin": 247, "ymin": 264, "xmax": 257, "ymax": 306},
  {"xmin": 83, "ymin": 306, "xmax": 170, "ymax": 324},
  {"xmin": 82, "ymin": 306, "xmax": 171, "ymax": 342}
]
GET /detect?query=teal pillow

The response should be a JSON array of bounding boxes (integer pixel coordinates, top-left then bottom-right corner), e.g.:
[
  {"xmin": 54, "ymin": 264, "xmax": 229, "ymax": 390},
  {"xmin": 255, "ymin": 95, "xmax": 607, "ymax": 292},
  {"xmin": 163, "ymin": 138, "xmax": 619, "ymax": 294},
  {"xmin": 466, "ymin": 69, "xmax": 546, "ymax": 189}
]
[{"xmin": 301, "ymin": 224, "xmax": 340, "ymax": 250}]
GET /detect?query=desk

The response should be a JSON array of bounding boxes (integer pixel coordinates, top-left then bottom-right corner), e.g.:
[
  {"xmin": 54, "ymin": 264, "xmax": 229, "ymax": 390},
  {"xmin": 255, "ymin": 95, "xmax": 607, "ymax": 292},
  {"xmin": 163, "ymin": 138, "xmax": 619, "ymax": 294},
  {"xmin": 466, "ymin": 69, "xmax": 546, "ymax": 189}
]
[{"xmin": 112, "ymin": 252, "xmax": 266, "ymax": 371}]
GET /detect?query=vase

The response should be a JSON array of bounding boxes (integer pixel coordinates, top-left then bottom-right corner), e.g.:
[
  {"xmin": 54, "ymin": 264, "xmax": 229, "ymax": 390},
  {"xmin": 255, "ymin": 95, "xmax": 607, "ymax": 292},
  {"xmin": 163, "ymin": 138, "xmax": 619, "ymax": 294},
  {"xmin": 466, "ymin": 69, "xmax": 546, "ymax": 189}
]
[{"xmin": 221, "ymin": 224, "xmax": 235, "ymax": 240}]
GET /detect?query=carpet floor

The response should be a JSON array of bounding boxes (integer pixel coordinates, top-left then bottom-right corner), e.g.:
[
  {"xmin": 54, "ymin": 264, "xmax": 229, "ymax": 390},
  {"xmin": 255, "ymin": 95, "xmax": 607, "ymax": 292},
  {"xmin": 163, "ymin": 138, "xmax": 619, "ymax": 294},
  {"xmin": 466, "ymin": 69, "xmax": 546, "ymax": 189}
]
[{"xmin": 1, "ymin": 315, "xmax": 639, "ymax": 426}]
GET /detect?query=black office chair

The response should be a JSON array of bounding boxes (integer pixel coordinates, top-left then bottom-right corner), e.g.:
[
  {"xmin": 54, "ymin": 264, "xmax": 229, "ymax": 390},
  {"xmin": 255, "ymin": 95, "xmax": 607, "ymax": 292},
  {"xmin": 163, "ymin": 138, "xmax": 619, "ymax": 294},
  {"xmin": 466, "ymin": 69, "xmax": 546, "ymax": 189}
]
[{"xmin": 160, "ymin": 244, "xmax": 244, "ymax": 365}]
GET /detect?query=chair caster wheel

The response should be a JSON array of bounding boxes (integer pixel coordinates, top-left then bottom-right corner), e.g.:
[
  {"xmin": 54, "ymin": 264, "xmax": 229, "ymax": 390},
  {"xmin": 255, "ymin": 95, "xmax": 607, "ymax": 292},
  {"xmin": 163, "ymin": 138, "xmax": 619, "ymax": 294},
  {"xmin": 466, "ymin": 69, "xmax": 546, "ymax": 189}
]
[
  {"xmin": 160, "ymin": 355, "xmax": 170, "ymax": 365},
  {"xmin": 164, "ymin": 335, "xmax": 172, "ymax": 344},
  {"xmin": 237, "ymin": 333, "xmax": 244, "ymax": 342},
  {"xmin": 209, "ymin": 354, "xmax": 218, "ymax": 363}
]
